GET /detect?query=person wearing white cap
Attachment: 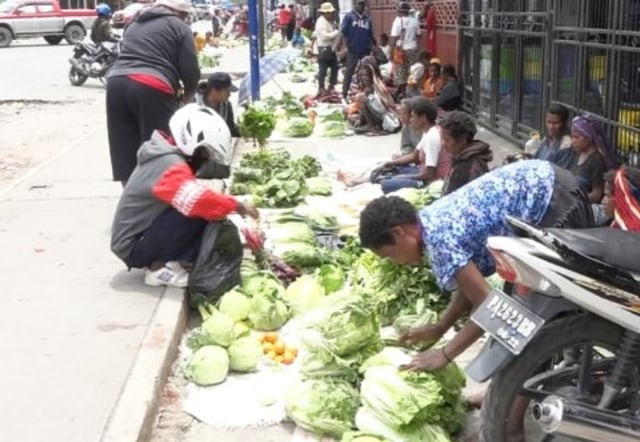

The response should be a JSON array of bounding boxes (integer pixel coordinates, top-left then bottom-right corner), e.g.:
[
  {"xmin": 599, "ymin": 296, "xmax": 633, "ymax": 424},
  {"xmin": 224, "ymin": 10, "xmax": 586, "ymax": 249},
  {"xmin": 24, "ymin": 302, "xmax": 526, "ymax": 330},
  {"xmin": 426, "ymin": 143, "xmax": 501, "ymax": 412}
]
[
  {"xmin": 106, "ymin": 0, "xmax": 200, "ymax": 186},
  {"xmin": 314, "ymin": 2, "xmax": 340, "ymax": 95}
]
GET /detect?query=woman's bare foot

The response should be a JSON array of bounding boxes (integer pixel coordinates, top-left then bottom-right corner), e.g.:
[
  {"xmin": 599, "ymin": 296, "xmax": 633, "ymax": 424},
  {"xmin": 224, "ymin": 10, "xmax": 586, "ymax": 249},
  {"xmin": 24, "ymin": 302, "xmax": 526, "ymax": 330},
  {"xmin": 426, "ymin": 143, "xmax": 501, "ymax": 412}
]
[{"xmin": 336, "ymin": 170, "xmax": 356, "ymax": 187}]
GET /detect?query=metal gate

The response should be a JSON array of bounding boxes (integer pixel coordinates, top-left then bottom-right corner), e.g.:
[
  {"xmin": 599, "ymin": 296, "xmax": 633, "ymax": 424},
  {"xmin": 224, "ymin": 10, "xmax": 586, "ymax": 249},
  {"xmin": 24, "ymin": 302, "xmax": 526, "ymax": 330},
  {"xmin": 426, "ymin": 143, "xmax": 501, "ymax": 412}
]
[{"xmin": 460, "ymin": 0, "xmax": 640, "ymax": 165}]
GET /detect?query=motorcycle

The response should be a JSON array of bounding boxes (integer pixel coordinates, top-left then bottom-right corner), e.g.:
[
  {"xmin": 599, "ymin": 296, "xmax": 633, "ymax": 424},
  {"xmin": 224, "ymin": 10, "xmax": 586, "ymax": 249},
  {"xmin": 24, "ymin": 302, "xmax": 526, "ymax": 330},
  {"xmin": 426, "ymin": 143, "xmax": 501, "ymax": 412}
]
[
  {"xmin": 467, "ymin": 216, "xmax": 640, "ymax": 441},
  {"xmin": 68, "ymin": 39, "xmax": 121, "ymax": 86}
]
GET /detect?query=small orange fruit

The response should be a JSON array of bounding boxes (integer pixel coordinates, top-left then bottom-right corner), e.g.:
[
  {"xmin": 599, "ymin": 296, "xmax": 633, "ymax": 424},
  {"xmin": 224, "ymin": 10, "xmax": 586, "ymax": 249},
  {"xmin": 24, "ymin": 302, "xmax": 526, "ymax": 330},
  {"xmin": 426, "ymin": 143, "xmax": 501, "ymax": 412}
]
[
  {"xmin": 266, "ymin": 350, "xmax": 277, "ymax": 360},
  {"xmin": 263, "ymin": 332, "xmax": 279, "ymax": 343},
  {"xmin": 262, "ymin": 342, "xmax": 274, "ymax": 354},
  {"xmin": 273, "ymin": 340, "xmax": 286, "ymax": 355},
  {"xmin": 282, "ymin": 351, "xmax": 295, "ymax": 365},
  {"xmin": 274, "ymin": 355, "xmax": 284, "ymax": 363},
  {"xmin": 286, "ymin": 345, "xmax": 298, "ymax": 357}
]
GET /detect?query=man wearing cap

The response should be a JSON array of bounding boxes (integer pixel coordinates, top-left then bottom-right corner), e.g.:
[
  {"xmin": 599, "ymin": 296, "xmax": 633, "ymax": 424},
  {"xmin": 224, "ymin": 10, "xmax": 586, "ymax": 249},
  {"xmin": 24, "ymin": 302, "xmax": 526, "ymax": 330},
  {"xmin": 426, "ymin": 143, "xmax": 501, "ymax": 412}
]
[
  {"xmin": 196, "ymin": 72, "xmax": 241, "ymax": 138},
  {"xmin": 340, "ymin": 0, "xmax": 374, "ymax": 100},
  {"xmin": 106, "ymin": 0, "xmax": 200, "ymax": 186}
]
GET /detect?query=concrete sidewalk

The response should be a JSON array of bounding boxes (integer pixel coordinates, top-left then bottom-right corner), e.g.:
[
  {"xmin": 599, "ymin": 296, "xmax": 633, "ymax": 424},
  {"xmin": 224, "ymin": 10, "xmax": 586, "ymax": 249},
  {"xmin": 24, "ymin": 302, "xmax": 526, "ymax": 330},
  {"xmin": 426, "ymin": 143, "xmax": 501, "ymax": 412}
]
[{"xmin": 0, "ymin": 126, "xmax": 185, "ymax": 442}]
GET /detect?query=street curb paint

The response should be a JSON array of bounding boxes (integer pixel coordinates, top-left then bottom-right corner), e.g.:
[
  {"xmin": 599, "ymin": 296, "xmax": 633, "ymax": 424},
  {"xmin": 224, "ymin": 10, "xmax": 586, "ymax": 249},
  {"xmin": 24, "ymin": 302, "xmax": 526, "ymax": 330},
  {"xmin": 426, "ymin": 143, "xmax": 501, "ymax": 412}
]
[{"xmin": 99, "ymin": 287, "xmax": 188, "ymax": 442}]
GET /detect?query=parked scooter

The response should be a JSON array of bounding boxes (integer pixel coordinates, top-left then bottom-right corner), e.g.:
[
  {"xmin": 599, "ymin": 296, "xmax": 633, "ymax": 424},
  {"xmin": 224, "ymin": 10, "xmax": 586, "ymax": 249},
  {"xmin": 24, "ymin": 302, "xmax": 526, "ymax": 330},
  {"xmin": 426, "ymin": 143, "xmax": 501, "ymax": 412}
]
[
  {"xmin": 68, "ymin": 39, "xmax": 121, "ymax": 86},
  {"xmin": 468, "ymin": 216, "xmax": 640, "ymax": 442}
]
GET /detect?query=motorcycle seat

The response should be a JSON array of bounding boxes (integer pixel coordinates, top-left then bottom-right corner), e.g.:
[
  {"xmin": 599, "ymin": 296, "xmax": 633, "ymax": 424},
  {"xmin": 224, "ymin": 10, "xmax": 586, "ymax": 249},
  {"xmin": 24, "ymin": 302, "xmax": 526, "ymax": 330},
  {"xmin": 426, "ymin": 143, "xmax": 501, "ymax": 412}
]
[{"xmin": 545, "ymin": 228, "xmax": 640, "ymax": 275}]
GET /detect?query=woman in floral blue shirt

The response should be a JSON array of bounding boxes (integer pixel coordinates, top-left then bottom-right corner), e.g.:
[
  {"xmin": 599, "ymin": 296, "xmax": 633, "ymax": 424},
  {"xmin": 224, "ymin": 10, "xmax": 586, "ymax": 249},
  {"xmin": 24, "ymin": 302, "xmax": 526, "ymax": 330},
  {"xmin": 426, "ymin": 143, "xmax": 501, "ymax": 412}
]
[{"xmin": 358, "ymin": 160, "xmax": 593, "ymax": 372}]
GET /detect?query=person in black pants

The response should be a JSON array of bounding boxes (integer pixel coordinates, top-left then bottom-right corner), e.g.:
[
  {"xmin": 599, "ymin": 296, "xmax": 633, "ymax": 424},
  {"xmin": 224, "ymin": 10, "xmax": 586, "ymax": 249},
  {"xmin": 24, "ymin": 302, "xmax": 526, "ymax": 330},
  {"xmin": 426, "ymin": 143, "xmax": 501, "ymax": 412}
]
[
  {"xmin": 106, "ymin": 0, "xmax": 200, "ymax": 186},
  {"xmin": 314, "ymin": 2, "xmax": 340, "ymax": 94},
  {"xmin": 340, "ymin": 0, "xmax": 374, "ymax": 99}
]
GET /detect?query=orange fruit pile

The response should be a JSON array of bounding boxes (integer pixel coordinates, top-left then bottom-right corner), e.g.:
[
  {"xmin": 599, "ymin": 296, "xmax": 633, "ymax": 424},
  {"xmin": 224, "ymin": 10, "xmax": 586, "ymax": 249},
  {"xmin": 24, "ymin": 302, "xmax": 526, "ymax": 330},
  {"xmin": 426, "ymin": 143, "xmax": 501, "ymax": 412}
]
[{"xmin": 260, "ymin": 331, "xmax": 298, "ymax": 365}]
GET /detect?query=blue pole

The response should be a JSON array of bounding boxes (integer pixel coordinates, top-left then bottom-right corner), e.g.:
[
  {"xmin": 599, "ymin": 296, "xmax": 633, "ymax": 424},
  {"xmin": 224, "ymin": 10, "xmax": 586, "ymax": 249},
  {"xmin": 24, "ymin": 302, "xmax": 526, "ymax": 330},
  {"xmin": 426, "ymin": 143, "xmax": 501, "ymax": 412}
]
[{"xmin": 248, "ymin": 0, "xmax": 260, "ymax": 102}]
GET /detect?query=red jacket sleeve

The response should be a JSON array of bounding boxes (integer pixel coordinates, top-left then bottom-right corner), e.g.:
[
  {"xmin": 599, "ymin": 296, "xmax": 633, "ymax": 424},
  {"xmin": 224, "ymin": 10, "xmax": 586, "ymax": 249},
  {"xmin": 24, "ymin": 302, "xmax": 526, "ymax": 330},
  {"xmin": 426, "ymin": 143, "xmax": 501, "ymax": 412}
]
[{"xmin": 152, "ymin": 162, "xmax": 238, "ymax": 221}]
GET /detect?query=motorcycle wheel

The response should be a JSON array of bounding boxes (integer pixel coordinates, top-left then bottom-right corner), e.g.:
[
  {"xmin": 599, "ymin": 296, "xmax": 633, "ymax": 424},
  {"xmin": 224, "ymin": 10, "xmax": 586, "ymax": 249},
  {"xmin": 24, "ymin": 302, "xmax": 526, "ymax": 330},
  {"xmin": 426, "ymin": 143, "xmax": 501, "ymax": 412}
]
[
  {"xmin": 69, "ymin": 66, "xmax": 88, "ymax": 86},
  {"xmin": 480, "ymin": 313, "xmax": 637, "ymax": 442}
]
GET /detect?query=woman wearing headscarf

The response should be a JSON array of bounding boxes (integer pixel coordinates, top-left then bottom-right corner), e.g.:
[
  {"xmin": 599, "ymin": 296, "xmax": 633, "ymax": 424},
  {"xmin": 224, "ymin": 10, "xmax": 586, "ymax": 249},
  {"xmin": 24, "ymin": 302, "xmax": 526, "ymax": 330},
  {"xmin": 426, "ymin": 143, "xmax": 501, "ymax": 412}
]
[
  {"xmin": 345, "ymin": 63, "xmax": 400, "ymax": 134},
  {"xmin": 603, "ymin": 166, "xmax": 640, "ymax": 231},
  {"xmin": 568, "ymin": 114, "xmax": 616, "ymax": 224}
]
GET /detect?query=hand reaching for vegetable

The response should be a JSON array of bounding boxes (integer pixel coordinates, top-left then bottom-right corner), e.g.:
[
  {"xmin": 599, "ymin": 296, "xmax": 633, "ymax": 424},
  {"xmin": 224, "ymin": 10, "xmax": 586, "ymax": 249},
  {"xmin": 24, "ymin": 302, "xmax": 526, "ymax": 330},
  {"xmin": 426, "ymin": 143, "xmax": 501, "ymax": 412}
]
[
  {"xmin": 237, "ymin": 202, "xmax": 260, "ymax": 220},
  {"xmin": 398, "ymin": 324, "xmax": 444, "ymax": 346},
  {"xmin": 400, "ymin": 348, "xmax": 449, "ymax": 372}
]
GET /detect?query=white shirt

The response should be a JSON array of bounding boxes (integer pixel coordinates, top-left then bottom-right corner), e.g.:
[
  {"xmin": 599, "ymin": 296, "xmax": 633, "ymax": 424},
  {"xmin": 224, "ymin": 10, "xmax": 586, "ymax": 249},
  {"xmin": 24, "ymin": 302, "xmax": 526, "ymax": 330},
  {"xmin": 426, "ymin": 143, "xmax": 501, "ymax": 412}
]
[
  {"xmin": 314, "ymin": 15, "xmax": 340, "ymax": 47},
  {"xmin": 419, "ymin": 126, "xmax": 442, "ymax": 168},
  {"xmin": 390, "ymin": 16, "xmax": 420, "ymax": 51}
]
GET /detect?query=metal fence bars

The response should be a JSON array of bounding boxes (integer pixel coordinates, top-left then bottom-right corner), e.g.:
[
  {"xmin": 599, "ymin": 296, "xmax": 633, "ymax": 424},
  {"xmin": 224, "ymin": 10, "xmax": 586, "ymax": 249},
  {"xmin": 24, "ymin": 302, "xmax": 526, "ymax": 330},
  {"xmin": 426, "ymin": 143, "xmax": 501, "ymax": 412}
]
[{"xmin": 460, "ymin": 0, "xmax": 640, "ymax": 166}]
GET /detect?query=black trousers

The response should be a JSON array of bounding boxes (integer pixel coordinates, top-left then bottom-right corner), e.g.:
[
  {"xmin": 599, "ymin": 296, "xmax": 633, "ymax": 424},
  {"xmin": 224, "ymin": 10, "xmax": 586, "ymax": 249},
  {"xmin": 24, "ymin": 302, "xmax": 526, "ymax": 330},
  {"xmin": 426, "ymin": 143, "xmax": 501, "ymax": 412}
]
[
  {"xmin": 317, "ymin": 53, "xmax": 338, "ymax": 90},
  {"xmin": 124, "ymin": 208, "xmax": 207, "ymax": 269},
  {"xmin": 342, "ymin": 50, "xmax": 367, "ymax": 98},
  {"xmin": 106, "ymin": 76, "xmax": 176, "ymax": 182}
]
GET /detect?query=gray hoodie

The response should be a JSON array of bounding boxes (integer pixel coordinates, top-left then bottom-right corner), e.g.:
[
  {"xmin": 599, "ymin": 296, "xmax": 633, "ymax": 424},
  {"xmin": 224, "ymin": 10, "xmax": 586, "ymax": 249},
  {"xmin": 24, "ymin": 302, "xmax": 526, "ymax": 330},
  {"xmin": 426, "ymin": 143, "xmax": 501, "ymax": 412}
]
[{"xmin": 110, "ymin": 132, "xmax": 186, "ymax": 260}]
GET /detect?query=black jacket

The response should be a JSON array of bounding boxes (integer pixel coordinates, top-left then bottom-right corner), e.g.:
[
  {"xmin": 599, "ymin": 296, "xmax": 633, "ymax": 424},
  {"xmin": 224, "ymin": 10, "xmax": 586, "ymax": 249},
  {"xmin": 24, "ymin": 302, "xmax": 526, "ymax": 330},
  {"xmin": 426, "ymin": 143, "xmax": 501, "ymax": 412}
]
[
  {"xmin": 91, "ymin": 17, "xmax": 117, "ymax": 44},
  {"xmin": 108, "ymin": 5, "xmax": 200, "ymax": 97}
]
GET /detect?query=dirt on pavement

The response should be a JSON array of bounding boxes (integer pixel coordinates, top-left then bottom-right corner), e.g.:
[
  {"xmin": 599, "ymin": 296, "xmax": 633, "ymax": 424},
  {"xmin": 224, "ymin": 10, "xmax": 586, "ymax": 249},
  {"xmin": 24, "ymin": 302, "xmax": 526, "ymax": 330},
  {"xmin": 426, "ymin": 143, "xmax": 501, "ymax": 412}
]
[{"xmin": 0, "ymin": 98, "xmax": 102, "ymax": 185}]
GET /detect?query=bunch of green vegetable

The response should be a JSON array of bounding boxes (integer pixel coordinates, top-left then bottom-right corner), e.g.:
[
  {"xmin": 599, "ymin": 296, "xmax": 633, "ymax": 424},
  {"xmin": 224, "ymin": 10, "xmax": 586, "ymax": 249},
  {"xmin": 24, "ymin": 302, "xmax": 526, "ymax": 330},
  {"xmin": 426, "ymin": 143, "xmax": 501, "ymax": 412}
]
[
  {"xmin": 388, "ymin": 180, "xmax": 444, "ymax": 209},
  {"xmin": 350, "ymin": 251, "xmax": 445, "ymax": 326},
  {"xmin": 275, "ymin": 207, "xmax": 339, "ymax": 233},
  {"xmin": 323, "ymin": 121, "xmax": 347, "ymax": 138},
  {"xmin": 252, "ymin": 168, "xmax": 308, "ymax": 208},
  {"xmin": 264, "ymin": 91, "xmax": 306, "ymax": 118},
  {"xmin": 197, "ymin": 52, "xmax": 220, "ymax": 69},
  {"xmin": 353, "ymin": 347, "xmax": 466, "ymax": 440},
  {"xmin": 306, "ymin": 177, "xmax": 333, "ymax": 195},
  {"xmin": 238, "ymin": 103, "xmax": 277, "ymax": 147},
  {"xmin": 293, "ymin": 155, "xmax": 322, "ymax": 178},
  {"xmin": 285, "ymin": 117, "xmax": 314, "ymax": 137},
  {"xmin": 285, "ymin": 378, "xmax": 361, "ymax": 438},
  {"xmin": 298, "ymin": 290, "xmax": 382, "ymax": 385}
]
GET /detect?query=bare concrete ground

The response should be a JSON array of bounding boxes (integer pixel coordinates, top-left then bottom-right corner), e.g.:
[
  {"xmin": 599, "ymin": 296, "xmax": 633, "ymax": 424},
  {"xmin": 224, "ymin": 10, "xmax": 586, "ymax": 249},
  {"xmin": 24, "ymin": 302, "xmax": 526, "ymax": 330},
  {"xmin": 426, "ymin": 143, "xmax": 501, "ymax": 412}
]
[{"xmin": 0, "ymin": 99, "xmax": 101, "ymax": 185}]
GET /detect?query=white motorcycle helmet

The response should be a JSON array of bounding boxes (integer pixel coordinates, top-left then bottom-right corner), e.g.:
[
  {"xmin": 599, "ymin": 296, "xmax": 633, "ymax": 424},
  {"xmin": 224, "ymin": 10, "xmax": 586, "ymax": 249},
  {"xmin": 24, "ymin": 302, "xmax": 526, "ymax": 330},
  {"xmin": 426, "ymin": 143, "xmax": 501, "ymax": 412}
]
[{"xmin": 169, "ymin": 104, "xmax": 232, "ymax": 165}]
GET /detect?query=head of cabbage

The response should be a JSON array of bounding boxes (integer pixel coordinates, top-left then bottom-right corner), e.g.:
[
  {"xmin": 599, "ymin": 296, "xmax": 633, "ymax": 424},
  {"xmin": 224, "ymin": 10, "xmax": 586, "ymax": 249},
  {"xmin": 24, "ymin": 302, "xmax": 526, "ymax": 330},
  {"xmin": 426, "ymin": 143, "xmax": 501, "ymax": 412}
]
[
  {"xmin": 317, "ymin": 264, "xmax": 345, "ymax": 293},
  {"xmin": 241, "ymin": 271, "xmax": 284, "ymax": 297},
  {"xmin": 218, "ymin": 289, "xmax": 251, "ymax": 322},
  {"xmin": 285, "ymin": 274, "xmax": 325, "ymax": 316},
  {"xmin": 201, "ymin": 308, "xmax": 236, "ymax": 347},
  {"xmin": 227, "ymin": 336, "xmax": 263, "ymax": 372},
  {"xmin": 184, "ymin": 345, "xmax": 229, "ymax": 386},
  {"xmin": 248, "ymin": 288, "xmax": 290, "ymax": 331}
]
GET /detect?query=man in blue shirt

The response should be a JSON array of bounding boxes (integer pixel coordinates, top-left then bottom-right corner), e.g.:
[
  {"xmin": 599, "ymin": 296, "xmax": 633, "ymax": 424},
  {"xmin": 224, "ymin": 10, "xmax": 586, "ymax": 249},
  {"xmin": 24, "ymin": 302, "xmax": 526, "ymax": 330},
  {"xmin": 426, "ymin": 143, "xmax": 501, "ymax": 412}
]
[
  {"xmin": 358, "ymin": 160, "xmax": 593, "ymax": 372},
  {"xmin": 341, "ymin": 0, "xmax": 374, "ymax": 99}
]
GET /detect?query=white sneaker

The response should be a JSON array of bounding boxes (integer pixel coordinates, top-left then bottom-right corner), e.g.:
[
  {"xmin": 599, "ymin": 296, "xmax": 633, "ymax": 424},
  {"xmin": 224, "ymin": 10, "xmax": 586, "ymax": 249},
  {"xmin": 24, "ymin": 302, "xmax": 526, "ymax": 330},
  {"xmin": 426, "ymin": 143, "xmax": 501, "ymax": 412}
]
[
  {"xmin": 165, "ymin": 261, "xmax": 189, "ymax": 275},
  {"xmin": 144, "ymin": 266, "xmax": 189, "ymax": 288}
]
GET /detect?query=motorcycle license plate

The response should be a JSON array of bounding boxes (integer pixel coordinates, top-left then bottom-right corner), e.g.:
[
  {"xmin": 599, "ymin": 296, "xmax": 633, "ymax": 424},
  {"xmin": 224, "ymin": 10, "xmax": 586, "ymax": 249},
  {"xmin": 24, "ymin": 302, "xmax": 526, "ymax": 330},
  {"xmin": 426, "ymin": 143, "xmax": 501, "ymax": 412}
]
[{"xmin": 471, "ymin": 289, "xmax": 545, "ymax": 355}]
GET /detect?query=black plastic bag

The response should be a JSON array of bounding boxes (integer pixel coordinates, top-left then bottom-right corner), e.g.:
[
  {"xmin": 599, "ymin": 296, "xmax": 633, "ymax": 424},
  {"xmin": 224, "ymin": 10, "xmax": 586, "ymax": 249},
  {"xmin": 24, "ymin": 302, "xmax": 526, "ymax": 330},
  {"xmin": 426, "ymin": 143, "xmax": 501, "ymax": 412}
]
[{"xmin": 188, "ymin": 219, "xmax": 243, "ymax": 306}]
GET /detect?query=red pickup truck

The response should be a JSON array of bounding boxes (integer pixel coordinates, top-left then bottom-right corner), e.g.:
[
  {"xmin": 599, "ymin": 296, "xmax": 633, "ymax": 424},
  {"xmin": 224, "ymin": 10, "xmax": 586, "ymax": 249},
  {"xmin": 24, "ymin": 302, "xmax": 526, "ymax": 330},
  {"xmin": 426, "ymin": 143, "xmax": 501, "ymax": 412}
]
[{"xmin": 0, "ymin": 0, "xmax": 96, "ymax": 47}]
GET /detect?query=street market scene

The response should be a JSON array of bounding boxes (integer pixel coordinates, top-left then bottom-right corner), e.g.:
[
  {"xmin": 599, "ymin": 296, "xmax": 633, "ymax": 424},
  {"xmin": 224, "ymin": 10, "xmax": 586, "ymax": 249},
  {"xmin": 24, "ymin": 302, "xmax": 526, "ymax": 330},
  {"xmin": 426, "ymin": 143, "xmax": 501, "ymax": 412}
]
[{"xmin": 2, "ymin": 0, "xmax": 640, "ymax": 442}]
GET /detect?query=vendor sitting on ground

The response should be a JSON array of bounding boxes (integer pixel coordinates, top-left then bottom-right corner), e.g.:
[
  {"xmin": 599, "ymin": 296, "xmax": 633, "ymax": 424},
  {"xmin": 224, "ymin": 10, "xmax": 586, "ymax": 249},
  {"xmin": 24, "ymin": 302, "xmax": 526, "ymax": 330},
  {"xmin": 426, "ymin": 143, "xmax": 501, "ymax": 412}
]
[
  {"xmin": 603, "ymin": 166, "xmax": 640, "ymax": 231},
  {"xmin": 339, "ymin": 98, "xmax": 449, "ymax": 192},
  {"xmin": 196, "ymin": 72, "xmax": 240, "ymax": 137},
  {"xmin": 439, "ymin": 111, "xmax": 493, "ymax": 195},
  {"xmin": 436, "ymin": 64, "xmax": 462, "ymax": 111},
  {"xmin": 566, "ymin": 114, "xmax": 616, "ymax": 224},
  {"xmin": 397, "ymin": 97, "xmax": 421, "ymax": 155},
  {"xmin": 344, "ymin": 63, "xmax": 400, "ymax": 135},
  {"xmin": 110, "ymin": 105, "xmax": 259, "ymax": 288}
]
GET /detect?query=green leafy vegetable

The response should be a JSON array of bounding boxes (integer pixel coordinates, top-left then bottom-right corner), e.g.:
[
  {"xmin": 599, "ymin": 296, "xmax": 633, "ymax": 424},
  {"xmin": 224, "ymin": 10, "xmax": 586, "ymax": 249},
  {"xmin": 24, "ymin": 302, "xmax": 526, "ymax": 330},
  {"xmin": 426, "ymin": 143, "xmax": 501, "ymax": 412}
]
[
  {"xmin": 323, "ymin": 121, "xmax": 347, "ymax": 138},
  {"xmin": 238, "ymin": 103, "xmax": 277, "ymax": 147},
  {"xmin": 227, "ymin": 336, "xmax": 263, "ymax": 372},
  {"xmin": 307, "ymin": 177, "xmax": 333, "ymax": 195},
  {"xmin": 355, "ymin": 407, "xmax": 451, "ymax": 442},
  {"xmin": 272, "ymin": 241, "xmax": 331, "ymax": 268},
  {"xmin": 267, "ymin": 222, "xmax": 316, "ymax": 245},
  {"xmin": 317, "ymin": 263, "xmax": 346, "ymax": 293},
  {"xmin": 218, "ymin": 289, "xmax": 251, "ymax": 322},
  {"xmin": 200, "ymin": 308, "xmax": 236, "ymax": 347},
  {"xmin": 285, "ymin": 378, "xmax": 361, "ymax": 438},
  {"xmin": 293, "ymin": 155, "xmax": 322, "ymax": 178},
  {"xmin": 285, "ymin": 117, "xmax": 314, "ymax": 137},
  {"xmin": 247, "ymin": 285, "xmax": 290, "ymax": 331},
  {"xmin": 284, "ymin": 274, "xmax": 326, "ymax": 316},
  {"xmin": 184, "ymin": 345, "xmax": 229, "ymax": 386}
]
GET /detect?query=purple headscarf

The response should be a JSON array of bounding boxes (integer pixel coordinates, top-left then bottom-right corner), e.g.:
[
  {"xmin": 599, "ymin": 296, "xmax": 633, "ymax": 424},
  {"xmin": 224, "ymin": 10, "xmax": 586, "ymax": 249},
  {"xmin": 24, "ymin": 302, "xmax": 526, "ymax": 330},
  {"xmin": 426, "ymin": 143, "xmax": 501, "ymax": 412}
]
[{"xmin": 571, "ymin": 114, "xmax": 616, "ymax": 169}]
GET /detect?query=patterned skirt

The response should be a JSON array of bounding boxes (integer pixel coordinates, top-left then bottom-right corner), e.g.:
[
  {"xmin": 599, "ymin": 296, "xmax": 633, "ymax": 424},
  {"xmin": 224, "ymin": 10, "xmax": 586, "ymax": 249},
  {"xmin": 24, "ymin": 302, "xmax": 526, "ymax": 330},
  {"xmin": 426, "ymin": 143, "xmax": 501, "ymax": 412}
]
[{"xmin": 394, "ymin": 48, "xmax": 418, "ymax": 85}]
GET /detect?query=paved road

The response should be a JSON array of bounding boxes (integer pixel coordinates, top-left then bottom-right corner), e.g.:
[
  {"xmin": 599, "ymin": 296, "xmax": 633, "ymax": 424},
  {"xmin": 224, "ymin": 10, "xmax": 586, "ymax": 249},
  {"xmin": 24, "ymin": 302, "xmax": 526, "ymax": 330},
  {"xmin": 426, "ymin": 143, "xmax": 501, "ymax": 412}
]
[{"xmin": 0, "ymin": 38, "xmax": 105, "ymax": 102}]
